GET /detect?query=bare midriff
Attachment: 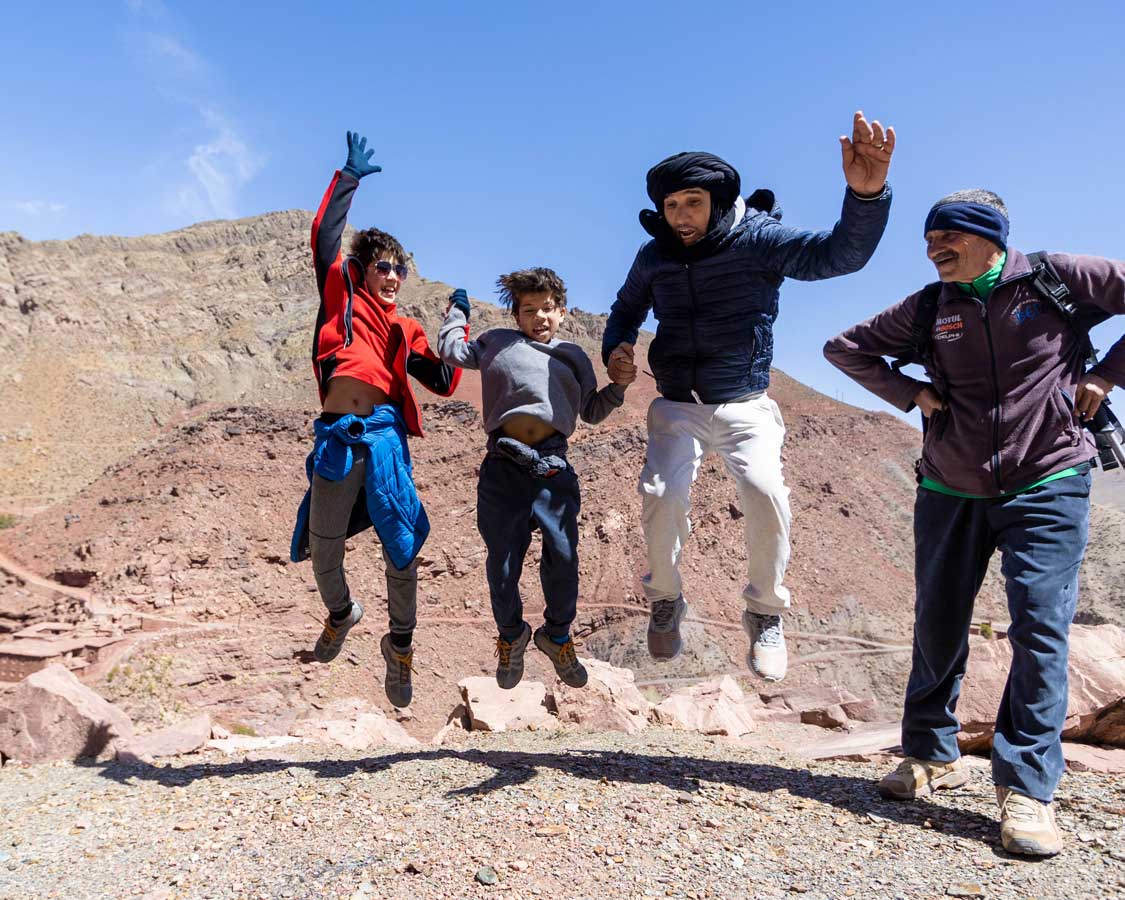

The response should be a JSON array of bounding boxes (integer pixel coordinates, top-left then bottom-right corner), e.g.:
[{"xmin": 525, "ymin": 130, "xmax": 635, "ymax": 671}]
[
  {"xmin": 322, "ymin": 376, "xmax": 392, "ymax": 417},
  {"xmin": 500, "ymin": 413, "xmax": 557, "ymax": 446}
]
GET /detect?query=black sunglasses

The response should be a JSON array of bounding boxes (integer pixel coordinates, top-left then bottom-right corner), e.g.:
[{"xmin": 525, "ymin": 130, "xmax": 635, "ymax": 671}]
[{"xmin": 373, "ymin": 259, "xmax": 409, "ymax": 280}]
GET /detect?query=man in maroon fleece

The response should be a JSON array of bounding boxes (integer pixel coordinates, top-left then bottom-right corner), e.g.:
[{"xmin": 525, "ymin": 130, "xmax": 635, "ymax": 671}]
[{"xmin": 823, "ymin": 189, "xmax": 1124, "ymax": 857}]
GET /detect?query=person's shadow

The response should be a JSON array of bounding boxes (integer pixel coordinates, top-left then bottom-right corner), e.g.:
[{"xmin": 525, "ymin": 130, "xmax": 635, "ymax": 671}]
[{"xmin": 91, "ymin": 745, "xmax": 999, "ymax": 847}]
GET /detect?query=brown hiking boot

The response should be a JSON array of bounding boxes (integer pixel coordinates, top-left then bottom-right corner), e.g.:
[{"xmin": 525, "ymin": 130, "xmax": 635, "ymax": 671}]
[
  {"xmin": 533, "ymin": 626, "xmax": 588, "ymax": 688},
  {"xmin": 877, "ymin": 756, "xmax": 969, "ymax": 800},
  {"xmin": 997, "ymin": 787, "xmax": 1063, "ymax": 857},
  {"xmin": 495, "ymin": 623, "xmax": 532, "ymax": 690},
  {"xmin": 379, "ymin": 633, "xmax": 414, "ymax": 708}
]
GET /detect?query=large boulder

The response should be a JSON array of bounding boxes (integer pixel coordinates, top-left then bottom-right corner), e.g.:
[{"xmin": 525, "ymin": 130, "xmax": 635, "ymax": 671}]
[
  {"xmin": 1062, "ymin": 742, "xmax": 1125, "ymax": 774},
  {"xmin": 757, "ymin": 685, "xmax": 873, "ymax": 730},
  {"xmin": 457, "ymin": 677, "xmax": 559, "ymax": 733},
  {"xmin": 957, "ymin": 624, "xmax": 1125, "ymax": 752},
  {"xmin": 651, "ymin": 676, "xmax": 756, "ymax": 738},
  {"xmin": 1064, "ymin": 697, "xmax": 1125, "ymax": 746},
  {"xmin": 289, "ymin": 699, "xmax": 419, "ymax": 750},
  {"xmin": 798, "ymin": 721, "xmax": 902, "ymax": 761},
  {"xmin": 119, "ymin": 713, "xmax": 213, "ymax": 763},
  {"xmin": 551, "ymin": 659, "xmax": 651, "ymax": 734},
  {"xmin": 0, "ymin": 664, "xmax": 134, "ymax": 763}
]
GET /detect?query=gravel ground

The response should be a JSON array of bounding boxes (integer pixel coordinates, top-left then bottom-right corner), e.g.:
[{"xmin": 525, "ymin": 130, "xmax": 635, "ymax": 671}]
[{"xmin": 1, "ymin": 728, "xmax": 1122, "ymax": 900}]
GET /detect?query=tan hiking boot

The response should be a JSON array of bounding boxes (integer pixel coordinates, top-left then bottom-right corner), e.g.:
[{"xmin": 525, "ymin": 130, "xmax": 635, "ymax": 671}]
[
  {"xmin": 997, "ymin": 787, "xmax": 1063, "ymax": 857},
  {"xmin": 877, "ymin": 756, "xmax": 969, "ymax": 800}
]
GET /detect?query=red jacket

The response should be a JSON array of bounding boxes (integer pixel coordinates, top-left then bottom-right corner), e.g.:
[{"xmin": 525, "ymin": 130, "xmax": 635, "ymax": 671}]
[{"xmin": 310, "ymin": 170, "xmax": 461, "ymax": 436}]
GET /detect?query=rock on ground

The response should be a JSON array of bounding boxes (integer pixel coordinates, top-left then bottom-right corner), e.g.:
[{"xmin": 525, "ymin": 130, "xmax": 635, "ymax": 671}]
[{"xmin": 0, "ymin": 663, "xmax": 134, "ymax": 763}]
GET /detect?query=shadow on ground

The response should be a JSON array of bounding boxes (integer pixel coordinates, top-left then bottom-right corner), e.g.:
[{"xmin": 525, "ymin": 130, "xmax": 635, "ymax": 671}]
[{"xmin": 88, "ymin": 746, "xmax": 998, "ymax": 847}]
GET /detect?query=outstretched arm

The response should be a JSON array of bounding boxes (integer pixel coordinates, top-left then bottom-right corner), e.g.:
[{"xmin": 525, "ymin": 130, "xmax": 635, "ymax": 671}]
[
  {"xmin": 755, "ymin": 111, "xmax": 894, "ymax": 281},
  {"xmin": 437, "ymin": 290, "xmax": 482, "ymax": 371},
  {"xmin": 310, "ymin": 131, "xmax": 383, "ymax": 296},
  {"xmin": 576, "ymin": 351, "xmax": 628, "ymax": 425}
]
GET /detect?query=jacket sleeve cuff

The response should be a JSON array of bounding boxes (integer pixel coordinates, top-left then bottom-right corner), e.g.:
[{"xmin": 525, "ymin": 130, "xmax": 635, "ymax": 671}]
[
  {"xmin": 603, "ymin": 382, "xmax": 627, "ymax": 404},
  {"xmin": 1089, "ymin": 362, "xmax": 1123, "ymax": 389},
  {"xmin": 848, "ymin": 182, "xmax": 892, "ymax": 202},
  {"xmin": 443, "ymin": 307, "xmax": 469, "ymax": 329},
  {"xmin": 891, "ymin": 376, "xmax": 928, "ymax": 412}
]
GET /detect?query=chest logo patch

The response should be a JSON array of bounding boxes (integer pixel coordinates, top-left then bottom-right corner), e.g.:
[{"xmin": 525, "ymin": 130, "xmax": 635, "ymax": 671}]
[
  {"xmin": 1013, "ymin": 300, "xmax": 1043, "ymax": 324},
  {"xmin": 933, "ymin": 313, "xmax": 964, "ymax": 343}
]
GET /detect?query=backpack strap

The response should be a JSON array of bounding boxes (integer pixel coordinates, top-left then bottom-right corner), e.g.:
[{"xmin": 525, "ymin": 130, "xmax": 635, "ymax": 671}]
[
  {"xmin": 891, "ymin": 281, "xmax": 943, "ymax": 371},
  {"xmin": 1025, "ymin": 251, "xmax": 1096, "ymax": 363}
]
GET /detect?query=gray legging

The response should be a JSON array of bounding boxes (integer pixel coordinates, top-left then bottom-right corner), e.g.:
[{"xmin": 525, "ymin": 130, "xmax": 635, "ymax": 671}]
[{"xmin": 308, "ymin": 456, "xmax": 418, "ymax": 642}]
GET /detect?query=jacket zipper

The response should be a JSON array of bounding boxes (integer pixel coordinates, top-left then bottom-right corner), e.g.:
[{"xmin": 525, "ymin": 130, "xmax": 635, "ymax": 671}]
[
  {"xmin": 685, "ymin": 263, "xmax": 700, "ymax": 400},
  {"xmin": 978, "ymin": 301, "xmax": 1003, "ymax": 491}
]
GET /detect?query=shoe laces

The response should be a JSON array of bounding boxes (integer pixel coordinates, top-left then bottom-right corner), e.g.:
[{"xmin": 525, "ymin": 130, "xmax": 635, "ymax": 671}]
[
  {"xmin": 891, "ymin": 757, "xmax": 926, "ymax": 778},
  {"xmin": 389, "ymin": 646, "xmax": 414, "ymax": 675},
  {"xmin": 651, "ymin": 599, "xmax": 678, "ymax": 629},
  {"xmin": 556, "ymin": 639, "xmax": 578, "ymax": 668},
  {"xmin": 751, "ymin": 614, "xmax": 783, "ymax": 647},
  {"xmin": 495, "ymin": 637, "xmax": 514, "ymax": 667},
  {"xmin": 1000, "ymin": 789, "xmax": 1045, "ymax": 823},
  {"xmin": 321, "ymin": 618, "xmax": 338, "ymax": 641}
]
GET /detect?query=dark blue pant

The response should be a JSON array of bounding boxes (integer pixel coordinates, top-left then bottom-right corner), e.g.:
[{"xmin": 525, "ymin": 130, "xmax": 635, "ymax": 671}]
[
  {"xmin": 904, "ymin": 472, "xmax": 1090, "ymax": 802},
  {"xmin": 476, "ymin": 455, "xmax": 581, "ymax": 642}
]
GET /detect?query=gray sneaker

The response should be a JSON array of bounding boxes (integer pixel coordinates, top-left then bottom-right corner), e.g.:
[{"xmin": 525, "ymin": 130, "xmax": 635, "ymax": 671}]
[
  {"xmin": 533, "ymin": 626, "xmax": 588, "ymax": 688},
  {"xmin": 647, "ymin": 596, "xmax": 688, "ymax": 660},
  {"xmin": 380, "ymin": 633, "xmax": 414, "ymax": 708},
  {"xmin": 495, "ymin": 623, "xmax": 532, "ymax": 689},
  {"xmin": 313, "ymin": 600, "xmax": 364, "ymax": 663},
  {"xmin": 742, "ymin": 611, "xmax": 787, "ymax": 681}
]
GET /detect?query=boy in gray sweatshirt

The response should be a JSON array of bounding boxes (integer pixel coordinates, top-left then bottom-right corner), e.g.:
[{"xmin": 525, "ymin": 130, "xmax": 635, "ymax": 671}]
[{"xmin": 439, "ymin": 267, "xmax": 636, "ymax": 688}]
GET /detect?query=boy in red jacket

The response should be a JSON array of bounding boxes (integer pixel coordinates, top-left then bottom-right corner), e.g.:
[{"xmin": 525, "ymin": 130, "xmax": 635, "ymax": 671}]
[{"xmin": 291, "ymin": 132, "xmax": 462, "ymax": 709}]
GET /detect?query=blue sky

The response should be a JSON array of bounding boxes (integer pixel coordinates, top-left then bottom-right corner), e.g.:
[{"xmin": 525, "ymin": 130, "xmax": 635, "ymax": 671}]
[{"xmin": 3, "ymin": 0, "xmax": 1124, "ymax": 416}]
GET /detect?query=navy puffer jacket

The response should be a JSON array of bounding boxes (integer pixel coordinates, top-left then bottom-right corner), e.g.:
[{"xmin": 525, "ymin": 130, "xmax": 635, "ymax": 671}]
[{"xmin": 603, "ymin": 187, "xmax": 892, "ymax": 403}]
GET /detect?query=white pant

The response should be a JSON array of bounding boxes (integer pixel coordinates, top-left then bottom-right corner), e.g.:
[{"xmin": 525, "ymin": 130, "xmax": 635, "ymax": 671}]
[{"xmin": 639, "ymin": 394, "xmax": 792, "ymax": 615}]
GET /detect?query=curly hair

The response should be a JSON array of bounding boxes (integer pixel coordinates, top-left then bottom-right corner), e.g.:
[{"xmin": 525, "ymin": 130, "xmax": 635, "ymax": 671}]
[
  {"xmin": 349, "ymin": 227, "xmax": 407, "ymax": 269},
  {"xmin": 496, "ymin": 267, "xmax": 567, "ymax": 317}
]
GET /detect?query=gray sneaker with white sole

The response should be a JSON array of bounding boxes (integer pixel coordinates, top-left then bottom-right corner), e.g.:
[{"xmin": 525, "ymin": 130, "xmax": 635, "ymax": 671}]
[{"xmin": 647, "ymin": 596, "xmax": 688, "ymax": 660}]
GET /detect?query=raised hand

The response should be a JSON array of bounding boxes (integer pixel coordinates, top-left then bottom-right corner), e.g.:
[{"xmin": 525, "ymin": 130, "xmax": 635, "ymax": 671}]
[
  {"xmin": 840, "ymin": 110, "xmax": 895, "ymax": 197},
  {"xmin": 342, "ymin": 131, "xmax": 382, "ymax": 179},
  {"xmin": 608, "ymin": 342, "xmax": 637, "ymax": 386},
  {"xmin": 447, "ymin": 288, "xmax": 471, "ymax": 320}
]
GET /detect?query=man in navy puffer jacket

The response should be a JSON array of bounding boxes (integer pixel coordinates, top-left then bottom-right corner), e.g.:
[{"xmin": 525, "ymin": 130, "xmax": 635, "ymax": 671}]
[{"xmin": 603, "ymin": 111, "xmax": 895, "ymax": 681}]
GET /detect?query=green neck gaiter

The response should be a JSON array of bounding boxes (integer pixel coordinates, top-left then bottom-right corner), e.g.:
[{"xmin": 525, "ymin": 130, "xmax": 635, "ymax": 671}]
[{"xmin": 956, "ymin": 251, "xmax": 1007, "ymax": 300}]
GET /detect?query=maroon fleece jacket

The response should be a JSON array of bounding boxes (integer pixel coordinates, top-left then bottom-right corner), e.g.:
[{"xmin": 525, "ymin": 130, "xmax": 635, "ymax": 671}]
[{"xmin": 823, "ymin": 249, "xmax": 1125, "ymax": 496}]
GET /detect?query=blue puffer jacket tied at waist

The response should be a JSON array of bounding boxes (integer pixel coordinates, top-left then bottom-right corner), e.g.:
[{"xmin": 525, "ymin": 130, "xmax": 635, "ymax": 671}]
[{"xmin": 290, "ymin": 406, "xmax": 430, "ymax": 570}]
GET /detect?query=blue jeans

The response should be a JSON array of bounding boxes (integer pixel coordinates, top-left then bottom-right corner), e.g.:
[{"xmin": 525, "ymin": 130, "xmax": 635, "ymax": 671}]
[
  {"xmin": 476, "ymin": 455, "xmax": 581, "ymax": 642},
  {"xmin": 904, "ymin": 472, "xmax": 1090, "ymax": 802}
]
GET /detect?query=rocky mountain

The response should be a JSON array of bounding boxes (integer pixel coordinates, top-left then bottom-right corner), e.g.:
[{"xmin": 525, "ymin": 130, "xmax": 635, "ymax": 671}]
[{"xmin": 1, "ymin": 211, "xmax": 1123, "ymax": 740}]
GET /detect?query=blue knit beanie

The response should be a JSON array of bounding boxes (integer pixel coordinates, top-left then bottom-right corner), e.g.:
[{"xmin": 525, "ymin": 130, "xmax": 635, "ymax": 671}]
[{"xmin": 924, "ymin": 189, "xmax": 1009, "ymax": 250}]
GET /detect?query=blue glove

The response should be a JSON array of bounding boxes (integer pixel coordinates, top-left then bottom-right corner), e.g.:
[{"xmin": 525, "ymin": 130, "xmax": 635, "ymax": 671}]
[
  {"xmin": 342, "ymin": 131, "xmax": 382, "ymax": 179},
  {"xmin": 449, "ymin": 288, "xmax": 470, "ymax": 319}
]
